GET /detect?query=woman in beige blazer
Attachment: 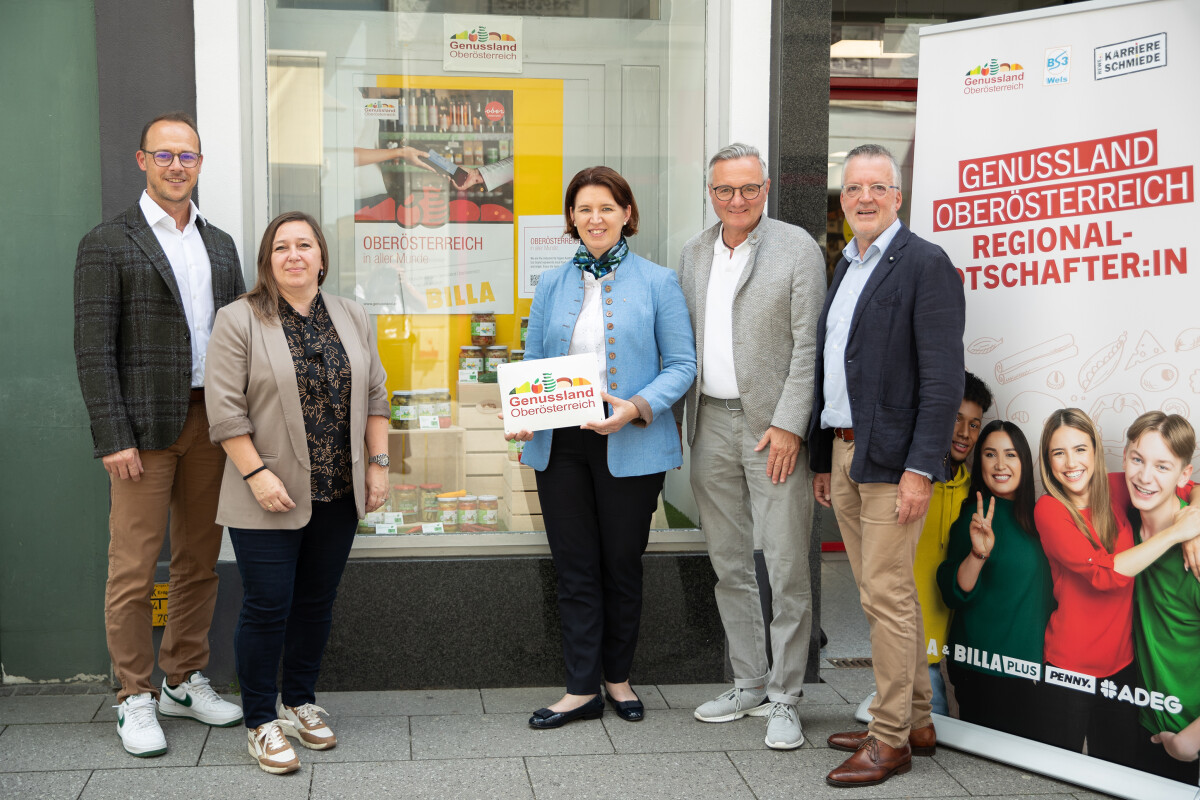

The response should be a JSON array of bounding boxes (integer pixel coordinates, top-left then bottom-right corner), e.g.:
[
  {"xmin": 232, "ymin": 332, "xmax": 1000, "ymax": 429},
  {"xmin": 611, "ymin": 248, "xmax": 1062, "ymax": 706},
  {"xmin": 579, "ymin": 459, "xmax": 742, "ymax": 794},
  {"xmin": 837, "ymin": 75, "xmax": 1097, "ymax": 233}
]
[{"xmin": 205, "ymin": 211, "xmax": 389, "ymax": 775}]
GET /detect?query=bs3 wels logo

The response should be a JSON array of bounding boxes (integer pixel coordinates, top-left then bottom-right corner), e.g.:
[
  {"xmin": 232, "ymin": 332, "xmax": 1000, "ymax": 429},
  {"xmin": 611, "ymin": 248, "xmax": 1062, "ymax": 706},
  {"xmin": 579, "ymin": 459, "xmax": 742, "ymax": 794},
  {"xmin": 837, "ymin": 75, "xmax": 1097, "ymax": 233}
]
[{"xmin": 1044, "ymin": 47, "xmax": 1071, "ymax": 85}]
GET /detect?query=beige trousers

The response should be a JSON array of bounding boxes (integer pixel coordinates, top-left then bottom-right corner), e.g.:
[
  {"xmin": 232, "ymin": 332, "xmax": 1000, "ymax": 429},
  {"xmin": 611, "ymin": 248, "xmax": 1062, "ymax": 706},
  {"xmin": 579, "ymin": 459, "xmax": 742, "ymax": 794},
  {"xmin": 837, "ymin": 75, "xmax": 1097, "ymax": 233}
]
[
  {"xmin": 106, "ymin": 399, "xmax": 225, "ymax": 700},
  {"xmin": 830, "ymin": 438, "xmax": 933, "ymax": 747}
]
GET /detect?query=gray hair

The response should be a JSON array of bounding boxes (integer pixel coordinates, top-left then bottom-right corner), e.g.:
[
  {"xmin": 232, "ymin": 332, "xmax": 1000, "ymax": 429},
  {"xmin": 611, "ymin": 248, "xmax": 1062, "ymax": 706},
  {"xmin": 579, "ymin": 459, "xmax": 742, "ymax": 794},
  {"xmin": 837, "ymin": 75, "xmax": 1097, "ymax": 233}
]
[
  {"xmin": 707, "ymin": 142, "xmax": 768, "ymax": 185},
  {"xmin": 844, "ymin": 143, "xmax": 902, "ymax": 186}
]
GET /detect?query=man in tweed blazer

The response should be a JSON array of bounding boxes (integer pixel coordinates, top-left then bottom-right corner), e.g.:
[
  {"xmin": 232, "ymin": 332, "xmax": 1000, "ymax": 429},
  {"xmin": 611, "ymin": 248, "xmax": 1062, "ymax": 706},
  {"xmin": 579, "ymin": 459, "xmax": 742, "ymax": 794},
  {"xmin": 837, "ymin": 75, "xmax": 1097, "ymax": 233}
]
[
  {"xmin": 74, "ymin": 113, "xmax": 245, "ymax": 757},
  {"xmin": 675, "ymin": 143, "xmax": 825, "ymax": 750}
]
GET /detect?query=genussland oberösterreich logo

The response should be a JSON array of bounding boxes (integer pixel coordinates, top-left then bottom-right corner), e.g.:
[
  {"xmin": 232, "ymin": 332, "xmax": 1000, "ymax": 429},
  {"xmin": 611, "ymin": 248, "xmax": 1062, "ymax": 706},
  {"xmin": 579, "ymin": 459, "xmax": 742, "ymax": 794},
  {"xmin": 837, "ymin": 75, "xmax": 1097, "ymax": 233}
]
[
  {"xmin": 449, "ymin": 26, "xmax": 516, "ymax": 44},
  {"xmin": 963, "ymin": 58, "xmax": 1026, "ymax": 95},
  {"xmin": 508, "ymin": 373, "xmax": 592, "ymax": 396}
]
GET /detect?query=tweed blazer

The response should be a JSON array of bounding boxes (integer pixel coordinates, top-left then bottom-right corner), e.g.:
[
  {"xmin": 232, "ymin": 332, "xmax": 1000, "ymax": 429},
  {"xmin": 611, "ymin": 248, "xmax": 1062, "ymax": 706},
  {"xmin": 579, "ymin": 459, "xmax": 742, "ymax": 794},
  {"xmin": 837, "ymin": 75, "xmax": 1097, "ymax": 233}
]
[
  {"xmin": 674, "ymin": 216, "xmax": 826, "ymax": 446},
  {"xmin": 519, "ymin": 252, "xmax": 696, "ymax": 477},
  {"xmin": 74, "ymin": 201, "xmax": 245, "ymax": 457},
  {"xmin": 807, "ymin": 223, "xmax": 965, "ymax": 484},
  {"xmin": 205, "ymin": 295, "xmax": 390, "ymax": 529}
]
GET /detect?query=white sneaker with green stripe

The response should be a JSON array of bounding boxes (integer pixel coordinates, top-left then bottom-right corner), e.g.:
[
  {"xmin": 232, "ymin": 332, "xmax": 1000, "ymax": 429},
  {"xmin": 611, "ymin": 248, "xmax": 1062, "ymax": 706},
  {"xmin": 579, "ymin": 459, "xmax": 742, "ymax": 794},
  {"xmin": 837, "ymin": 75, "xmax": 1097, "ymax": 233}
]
[
  {"xmin": 158, "ymin": 671, "xmax": 244, "ymax": 727},
  {"xmin": 116, "ymin": 693, "xmax": 167, "ymax": 757}
]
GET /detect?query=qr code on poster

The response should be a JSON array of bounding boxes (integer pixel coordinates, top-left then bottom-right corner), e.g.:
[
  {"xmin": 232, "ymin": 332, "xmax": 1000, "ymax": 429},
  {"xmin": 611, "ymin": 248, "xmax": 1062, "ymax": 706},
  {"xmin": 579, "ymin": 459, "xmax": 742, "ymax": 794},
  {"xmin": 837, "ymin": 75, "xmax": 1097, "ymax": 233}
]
[{"xmin": 530, "ymin": 274, "xmax": 540, "ymax": 287}]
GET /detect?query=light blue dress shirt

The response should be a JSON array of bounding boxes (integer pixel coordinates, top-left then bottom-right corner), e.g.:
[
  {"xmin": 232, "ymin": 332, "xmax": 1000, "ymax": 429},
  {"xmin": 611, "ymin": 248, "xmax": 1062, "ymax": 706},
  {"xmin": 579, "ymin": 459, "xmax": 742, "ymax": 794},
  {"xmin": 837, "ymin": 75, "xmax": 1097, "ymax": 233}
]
[{"xmin": 820, "ymin": 218, "xmax": 903, "ymax": 430}]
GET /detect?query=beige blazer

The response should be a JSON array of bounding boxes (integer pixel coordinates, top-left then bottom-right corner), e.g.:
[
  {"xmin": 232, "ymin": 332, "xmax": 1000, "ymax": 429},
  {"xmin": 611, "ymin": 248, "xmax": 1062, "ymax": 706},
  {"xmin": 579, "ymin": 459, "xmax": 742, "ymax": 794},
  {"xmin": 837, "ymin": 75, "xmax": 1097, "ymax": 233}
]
[{"xmin": 206, "ymin": 294, "xmax": 389, "ymax": 529}]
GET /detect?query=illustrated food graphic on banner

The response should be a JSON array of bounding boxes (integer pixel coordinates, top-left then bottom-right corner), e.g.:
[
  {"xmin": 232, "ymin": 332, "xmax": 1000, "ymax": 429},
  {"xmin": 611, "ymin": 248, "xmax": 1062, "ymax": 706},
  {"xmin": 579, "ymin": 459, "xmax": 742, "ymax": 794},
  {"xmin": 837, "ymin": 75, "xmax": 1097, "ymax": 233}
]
[
  {"xmin": 354, "ymin": 78, "xmax": 515, "ymax": 316},
  {"xmin": 911, "ymin": 1, "xmax": 1199, "ymax": 796}
]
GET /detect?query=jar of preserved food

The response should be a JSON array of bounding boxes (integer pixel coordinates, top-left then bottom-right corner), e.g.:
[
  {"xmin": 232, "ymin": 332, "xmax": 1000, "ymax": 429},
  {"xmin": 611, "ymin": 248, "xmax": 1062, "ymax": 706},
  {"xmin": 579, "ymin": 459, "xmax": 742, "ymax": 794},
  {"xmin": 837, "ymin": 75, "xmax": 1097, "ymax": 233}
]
[
  {"xmin": 390, "ymin": 390, "xmax": 415, "ymax": 430},
  {"xmin": 457, "ymin": 495, "xmax": 478, "ymax": 529},
  {"xmin": 416, "ymin": 389, "xmax": 437, "ymax": 425},
  {"xmin": 477, "ymin": 495, "xmax": 498, "ymax": 530},
  {"xmin": 458, "ymin": 345, "xmax": 483, "ymax": 381},
  {"xmin": 482, "ymin": 345, "xmax": 509, "ymax": 383},
  {"xmin": 470, "ymin": 312, "xmax": 496, "ymax": 347},
  {"xmin": 420, "ymin": 483, "xmax": 442, "ymax": 522},
  {"xmin": 519, "ymin": 316, "xmax": 529, "ymax": 348},
  {"xmin": 437, "ymin": 497, "xmax": 458, "ymax": 532},
  {"xmin": 432, "ymin": 387, "xmax": 452, "ymax": 428},
  {"xmin": 509, "ymin": 349, "xmax": 524, "ymax": 363},
  {"xmin": 392, "ymin": 484, "xmax": 419, "ymax": 517}
]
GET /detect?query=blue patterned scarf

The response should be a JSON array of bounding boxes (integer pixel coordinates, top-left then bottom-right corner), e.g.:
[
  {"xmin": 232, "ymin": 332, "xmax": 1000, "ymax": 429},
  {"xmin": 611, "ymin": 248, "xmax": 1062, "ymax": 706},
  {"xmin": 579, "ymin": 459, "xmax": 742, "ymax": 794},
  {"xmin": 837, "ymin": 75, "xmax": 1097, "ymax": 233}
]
[{"xmin": 573, "ymin": 238, "xmax": 627, "ymax": 280}]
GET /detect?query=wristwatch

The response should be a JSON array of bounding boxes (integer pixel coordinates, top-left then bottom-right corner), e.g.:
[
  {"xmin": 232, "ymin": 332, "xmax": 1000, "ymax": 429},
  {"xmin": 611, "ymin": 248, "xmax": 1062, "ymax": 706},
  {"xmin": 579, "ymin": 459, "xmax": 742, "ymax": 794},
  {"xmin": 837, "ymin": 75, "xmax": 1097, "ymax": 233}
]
[{"xmin": 368, "ymin": 453, "xmax": 390, "ymax": 468}]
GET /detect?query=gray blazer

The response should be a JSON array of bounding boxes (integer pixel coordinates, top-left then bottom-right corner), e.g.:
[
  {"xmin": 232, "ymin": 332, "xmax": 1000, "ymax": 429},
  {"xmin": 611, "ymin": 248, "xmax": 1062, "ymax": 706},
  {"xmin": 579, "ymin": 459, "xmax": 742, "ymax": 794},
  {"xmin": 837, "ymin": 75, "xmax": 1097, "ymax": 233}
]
[
  {"xmin": 674, "ymin": 216, "xmax": 826, "ymax": 445},
  {"xmin": 74, "ymin": 202, "xmax": 245, "ymax": 457},
  {"xmin": 205, "ymin": 295, "xmax": 390, "ymax": 529}
]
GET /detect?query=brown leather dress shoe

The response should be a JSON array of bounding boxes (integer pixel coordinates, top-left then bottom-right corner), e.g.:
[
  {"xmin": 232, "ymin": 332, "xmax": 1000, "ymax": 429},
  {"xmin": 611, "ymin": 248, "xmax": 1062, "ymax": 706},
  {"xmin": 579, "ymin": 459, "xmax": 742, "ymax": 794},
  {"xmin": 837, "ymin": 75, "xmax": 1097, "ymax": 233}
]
[
  {"xmin": 826, "ymin": 736, "xmax": 912, "ymax": 787},
  {"xmin": 827, "ymin": 723, "xmax": 936, "ymax": 756}
]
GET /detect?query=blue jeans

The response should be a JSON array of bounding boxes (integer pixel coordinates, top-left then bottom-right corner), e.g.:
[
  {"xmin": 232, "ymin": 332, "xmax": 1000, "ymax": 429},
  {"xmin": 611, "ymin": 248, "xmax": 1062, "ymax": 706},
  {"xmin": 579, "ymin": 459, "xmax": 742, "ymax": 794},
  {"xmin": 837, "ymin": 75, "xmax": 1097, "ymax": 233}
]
[
  {"xmin": 229, "ymin": 496, "xmax": 357, "ymax": 728},
  {"xmin": 928, "ymin": 663, "xmax": 948, "ymax": 716}
]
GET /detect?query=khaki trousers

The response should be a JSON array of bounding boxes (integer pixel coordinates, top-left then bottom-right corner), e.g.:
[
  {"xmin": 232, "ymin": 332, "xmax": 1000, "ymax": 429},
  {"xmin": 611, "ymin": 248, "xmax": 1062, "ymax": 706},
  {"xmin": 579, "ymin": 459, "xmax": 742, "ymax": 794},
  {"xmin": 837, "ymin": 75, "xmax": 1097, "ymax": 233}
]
[
  {"xmin": 830, "ymin": 438, "xmax": 932, "ymax": 747},
  {"xmin": 106, "ymin": 399, "xmax": 225, "ymax": 700},
  {"xmin": 691, "ymin": 402, "xmax": 812, "ymax": 705}
]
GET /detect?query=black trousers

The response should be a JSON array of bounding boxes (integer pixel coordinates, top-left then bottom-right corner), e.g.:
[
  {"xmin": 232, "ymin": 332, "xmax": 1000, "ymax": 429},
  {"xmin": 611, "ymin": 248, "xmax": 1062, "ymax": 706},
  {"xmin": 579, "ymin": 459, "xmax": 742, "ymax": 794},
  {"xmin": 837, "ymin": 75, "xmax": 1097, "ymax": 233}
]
[
  {"xmin": 1129, "ymin": 722, "xmax": 1200, "ymax": 784},
  {"xmin": 535, "ymin": 427, "xmax": 665, "ymax": 695},
  {"xmin": 948, "ymin": 662, "xmax": 1049, "ymax": 740},
  {"xmin": 1038, "ymin": 660, "xmax": 1141, "ymax": 768}
]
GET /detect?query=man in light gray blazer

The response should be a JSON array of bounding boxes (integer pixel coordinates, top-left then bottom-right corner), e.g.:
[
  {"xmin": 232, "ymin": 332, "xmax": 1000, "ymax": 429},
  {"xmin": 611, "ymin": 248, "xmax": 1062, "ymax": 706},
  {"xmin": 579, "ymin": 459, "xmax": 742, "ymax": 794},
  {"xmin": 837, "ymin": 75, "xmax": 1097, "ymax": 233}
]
[{"xmin": 675, "ymin": 143, "xmax": 826, "ymax": 750}]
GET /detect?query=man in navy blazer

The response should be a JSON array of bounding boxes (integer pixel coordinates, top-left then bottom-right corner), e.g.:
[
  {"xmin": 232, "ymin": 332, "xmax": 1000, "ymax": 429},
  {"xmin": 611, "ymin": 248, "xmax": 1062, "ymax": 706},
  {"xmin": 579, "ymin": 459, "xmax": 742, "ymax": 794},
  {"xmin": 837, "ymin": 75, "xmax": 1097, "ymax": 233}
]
[{"xmin": 809, "ymin": 144, "xmax": 965, "ymax": 788}]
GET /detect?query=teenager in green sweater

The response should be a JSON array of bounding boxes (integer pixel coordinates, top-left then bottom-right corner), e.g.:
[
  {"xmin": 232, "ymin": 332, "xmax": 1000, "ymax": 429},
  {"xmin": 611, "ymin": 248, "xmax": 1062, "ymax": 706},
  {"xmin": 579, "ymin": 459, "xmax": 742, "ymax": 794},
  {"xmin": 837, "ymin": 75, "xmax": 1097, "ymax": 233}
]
[
  {"xmin": 937, "ymin": 421, "xmax": 1055, "ymax": 739},
  {"xmin": 1120, "ymin": 412, "xmax": 1200, "ymax": 784}
]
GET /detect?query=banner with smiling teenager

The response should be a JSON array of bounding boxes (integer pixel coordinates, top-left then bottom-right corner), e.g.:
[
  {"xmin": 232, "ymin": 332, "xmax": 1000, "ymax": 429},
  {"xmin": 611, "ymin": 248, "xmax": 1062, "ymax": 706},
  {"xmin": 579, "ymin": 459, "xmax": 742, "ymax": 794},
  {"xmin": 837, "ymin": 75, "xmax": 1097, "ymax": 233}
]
[{"xmin": 909, "ymin": 2, "xmax": 1200, "ymax": 798}]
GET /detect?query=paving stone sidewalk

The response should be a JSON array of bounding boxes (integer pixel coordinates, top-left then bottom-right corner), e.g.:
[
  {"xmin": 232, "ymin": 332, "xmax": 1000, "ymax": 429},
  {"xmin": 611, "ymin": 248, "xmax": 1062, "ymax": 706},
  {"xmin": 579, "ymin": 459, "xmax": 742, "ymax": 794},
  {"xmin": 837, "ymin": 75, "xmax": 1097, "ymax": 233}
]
[{"xmin": 0, "ymin": 674, "xmax": 1119, "ymax": 800}]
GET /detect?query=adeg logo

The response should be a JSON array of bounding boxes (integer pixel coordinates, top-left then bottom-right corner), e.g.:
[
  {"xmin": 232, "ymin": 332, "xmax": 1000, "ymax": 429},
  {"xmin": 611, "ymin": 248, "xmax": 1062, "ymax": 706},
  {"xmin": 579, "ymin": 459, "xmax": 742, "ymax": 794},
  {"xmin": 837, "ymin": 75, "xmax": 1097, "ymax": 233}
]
[{"xmin": 1100, "ymin": 679, "xmax": 1118, "ymax": 698}]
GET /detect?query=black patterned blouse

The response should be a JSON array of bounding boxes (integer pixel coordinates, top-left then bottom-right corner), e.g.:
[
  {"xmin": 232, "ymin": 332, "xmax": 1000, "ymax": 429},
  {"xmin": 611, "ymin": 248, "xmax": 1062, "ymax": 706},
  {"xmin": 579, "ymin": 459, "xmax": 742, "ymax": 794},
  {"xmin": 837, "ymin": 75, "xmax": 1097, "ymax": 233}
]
[{"xmin": 279, "ymin": 292, "xmax": 353, "ymax": 501}]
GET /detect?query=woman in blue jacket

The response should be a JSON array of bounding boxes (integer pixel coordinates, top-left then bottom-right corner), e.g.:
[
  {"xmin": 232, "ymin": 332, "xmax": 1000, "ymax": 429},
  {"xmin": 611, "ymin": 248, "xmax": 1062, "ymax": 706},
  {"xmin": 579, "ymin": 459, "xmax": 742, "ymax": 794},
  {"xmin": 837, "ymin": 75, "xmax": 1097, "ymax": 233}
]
[{"xmin": 509, "ymin": 166, "xmax": 696, "ymax": 729}]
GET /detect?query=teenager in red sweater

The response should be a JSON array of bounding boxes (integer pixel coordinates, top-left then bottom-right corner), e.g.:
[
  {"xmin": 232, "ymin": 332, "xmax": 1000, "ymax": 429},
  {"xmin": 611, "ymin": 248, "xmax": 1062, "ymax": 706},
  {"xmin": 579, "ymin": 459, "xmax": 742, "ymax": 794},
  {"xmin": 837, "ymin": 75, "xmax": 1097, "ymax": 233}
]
[{"xmin": 1034, "ymin": 408, "xmax": 1200, "ymax": 765}]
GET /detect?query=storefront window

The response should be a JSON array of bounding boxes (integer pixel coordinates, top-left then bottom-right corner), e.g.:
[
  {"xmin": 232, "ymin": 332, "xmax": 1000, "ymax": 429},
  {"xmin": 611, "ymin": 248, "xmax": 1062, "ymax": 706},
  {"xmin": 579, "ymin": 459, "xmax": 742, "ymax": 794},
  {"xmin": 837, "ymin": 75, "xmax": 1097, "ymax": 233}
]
[{"xmin": 266, "ymin": 1, "xmax": 705, "ymax": 553}]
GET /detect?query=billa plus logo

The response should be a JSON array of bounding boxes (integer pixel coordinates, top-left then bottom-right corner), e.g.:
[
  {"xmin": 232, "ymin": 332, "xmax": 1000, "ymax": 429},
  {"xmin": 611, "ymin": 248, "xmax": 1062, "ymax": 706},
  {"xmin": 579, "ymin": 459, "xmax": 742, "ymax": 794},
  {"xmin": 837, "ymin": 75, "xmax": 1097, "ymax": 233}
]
[
  {"xmin": 1044, "ymin": 46, "xmax": 1071, "ymax": 85},
  {"xmin": 509, "ymin": 373, "xmax": 593, "ymax": 395},
  {"xmin": 963, "ymin": 58, "xmax": 1026, "ymax": 95}
]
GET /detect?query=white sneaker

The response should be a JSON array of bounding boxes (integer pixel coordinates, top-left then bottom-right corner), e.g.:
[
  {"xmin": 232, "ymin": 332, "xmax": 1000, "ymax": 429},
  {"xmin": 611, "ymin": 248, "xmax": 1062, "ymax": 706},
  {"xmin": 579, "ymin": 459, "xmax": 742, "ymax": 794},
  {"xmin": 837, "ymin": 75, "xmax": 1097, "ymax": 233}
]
[
  {"xmin": 694, "ymin": 687, "xmax": 771, "ymax": 723},
  {"xmin": 159, "ymin": 671, "xmax": 243, "ymax": 727},
  {"xmin": 115, "ymin": 693, "xmax": 167, "ymax": 757},
  {"xmin": 277, "ymin": 701, "xmax": 337, "ymax": 750},
  {"xmin": 248, "ymin": 721, "xmax": 301, "ymax": 774},
  {"xmin": 764, "ymin": 701, "xmax": 804, "ymax": 750}
]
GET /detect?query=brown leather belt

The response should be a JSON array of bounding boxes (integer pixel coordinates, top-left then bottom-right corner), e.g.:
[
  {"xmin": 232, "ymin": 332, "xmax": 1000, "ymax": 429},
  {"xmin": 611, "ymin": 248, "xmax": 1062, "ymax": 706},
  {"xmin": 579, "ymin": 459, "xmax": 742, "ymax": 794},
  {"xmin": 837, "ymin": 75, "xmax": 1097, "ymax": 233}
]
[
  {"xmin": 190, "ymin": 387, "xmax": 205, "ymax": 403},
  {"xmin": 834, "ymin": 427, "xmax": 854, "ymax": 442}
]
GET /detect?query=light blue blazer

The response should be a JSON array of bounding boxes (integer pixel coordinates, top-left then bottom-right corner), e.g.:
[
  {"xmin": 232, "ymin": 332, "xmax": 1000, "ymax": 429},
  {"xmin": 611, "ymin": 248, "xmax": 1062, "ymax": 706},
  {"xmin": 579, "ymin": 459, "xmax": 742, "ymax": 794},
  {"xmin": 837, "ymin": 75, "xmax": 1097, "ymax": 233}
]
[{"xmin": 519, "ymin": 251, "xmax": 696, "ymax": 477}]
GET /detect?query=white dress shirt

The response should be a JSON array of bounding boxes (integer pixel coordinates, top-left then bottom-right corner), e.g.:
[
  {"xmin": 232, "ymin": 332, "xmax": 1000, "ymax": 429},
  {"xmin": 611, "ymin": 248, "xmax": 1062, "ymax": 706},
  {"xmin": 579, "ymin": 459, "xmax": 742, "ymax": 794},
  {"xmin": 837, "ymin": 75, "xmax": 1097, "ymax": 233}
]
[
  {"xmin": 139, "ymin": 191, "xmax": 215, "ymax": 388},
  {"xmin": 699, "ymin": 226, "xmax": 752, "ymax": 399},
  {"xmin": 820, "ymin": 217, "xmax": 902, "ymax": 429},
  {"xmin": 568, "ymin": 269, "xmax": 615, "ymax": 390}
]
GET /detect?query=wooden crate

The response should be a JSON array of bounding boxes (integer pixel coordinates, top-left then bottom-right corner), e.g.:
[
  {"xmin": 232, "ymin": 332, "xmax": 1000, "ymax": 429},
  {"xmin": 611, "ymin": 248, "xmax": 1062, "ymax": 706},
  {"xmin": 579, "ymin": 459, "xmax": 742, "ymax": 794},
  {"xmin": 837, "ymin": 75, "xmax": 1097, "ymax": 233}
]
[
  {"xmin": 465, "ymin": 474, "xmax": 505, "ymax": 498},
  {"xmin": 458, "ymin": 402, "xmax": 505, "ymax": 430},
  {"xmin": 504, "ymin": 459, "xmax": 538, "ymax": 491},
  {"xmin": 466, "ymin": 451, "xmax": 507, "ymax": 477},
  {"xmin": 386, "ymin": 426, "xmax": 465, "ymax": 493},
  {"xmin": 457, "ymin": 381, "xmax": 501, "ymax": 407},
  {"xmin": 508, "ymin": 487, "xmax": 542, "ymax": 515}
]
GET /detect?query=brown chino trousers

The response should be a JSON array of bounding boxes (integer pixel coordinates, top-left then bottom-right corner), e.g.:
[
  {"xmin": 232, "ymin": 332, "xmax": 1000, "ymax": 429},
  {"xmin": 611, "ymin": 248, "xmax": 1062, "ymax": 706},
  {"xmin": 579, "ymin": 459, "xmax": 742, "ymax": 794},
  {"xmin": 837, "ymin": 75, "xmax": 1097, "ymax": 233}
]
[
  {"xmin": 830, "ymin": 438, "xmax": 933, "ymax": 748},
  {"xmin": 106, "ymin": 398, "xmax": 225, "ymax": 701}
]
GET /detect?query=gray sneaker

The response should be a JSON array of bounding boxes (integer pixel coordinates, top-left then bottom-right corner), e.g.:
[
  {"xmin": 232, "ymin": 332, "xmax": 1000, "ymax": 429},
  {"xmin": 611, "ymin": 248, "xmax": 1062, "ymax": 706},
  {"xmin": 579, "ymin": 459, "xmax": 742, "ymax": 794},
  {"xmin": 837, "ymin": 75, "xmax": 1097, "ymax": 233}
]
[
  {"xmin": 694, "ymin": 687, "xmax": 770, "ymax": 723},
  {"xmin": 764, "ymin": 702, "xmax": 804, "ymax": 750}
]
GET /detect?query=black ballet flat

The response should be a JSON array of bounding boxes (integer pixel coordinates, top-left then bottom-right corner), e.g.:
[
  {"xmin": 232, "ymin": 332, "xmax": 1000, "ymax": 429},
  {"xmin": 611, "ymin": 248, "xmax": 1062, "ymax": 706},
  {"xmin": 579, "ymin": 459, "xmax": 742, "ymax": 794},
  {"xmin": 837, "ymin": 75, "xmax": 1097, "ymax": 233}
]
[
  {"xmin": 605, "ymin": 690, "xmax": 645, "ymax": 722},
  {"xmin": 528, "ymin": 694, "xmax": 604, "ymax": 729}
]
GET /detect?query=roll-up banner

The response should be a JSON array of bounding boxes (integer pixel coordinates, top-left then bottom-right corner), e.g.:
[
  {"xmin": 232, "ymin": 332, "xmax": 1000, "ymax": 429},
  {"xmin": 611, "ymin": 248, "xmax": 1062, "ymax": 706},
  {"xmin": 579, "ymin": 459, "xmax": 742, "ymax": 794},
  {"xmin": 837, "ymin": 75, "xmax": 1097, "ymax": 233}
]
[{"xmin": 910, "ymin": 1, "xmax": 1199, "ymax": 798}]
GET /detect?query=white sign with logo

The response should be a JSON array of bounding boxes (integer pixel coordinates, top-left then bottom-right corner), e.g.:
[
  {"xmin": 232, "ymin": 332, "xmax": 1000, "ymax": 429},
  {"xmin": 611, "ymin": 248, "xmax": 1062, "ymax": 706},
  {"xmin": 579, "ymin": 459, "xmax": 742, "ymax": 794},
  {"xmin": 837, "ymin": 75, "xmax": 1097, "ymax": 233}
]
[
  {"xmin": 518, "ymin": 215, "xmax": 577, "ymax": 299},
  {"xmin": 443, "ymin": 14, "xmax": 523, "ymax": 74},
  {"xmin": 497, "ymin": 353, "xmax": 604, "ymax": 434}
]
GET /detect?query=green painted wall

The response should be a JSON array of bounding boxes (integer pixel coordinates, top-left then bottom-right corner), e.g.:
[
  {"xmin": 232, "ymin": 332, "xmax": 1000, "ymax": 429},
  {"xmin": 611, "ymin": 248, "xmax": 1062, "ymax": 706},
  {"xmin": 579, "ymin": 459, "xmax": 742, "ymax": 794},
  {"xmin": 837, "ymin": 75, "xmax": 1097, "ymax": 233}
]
[{"xmin": 0, "ymin": 1, "xmax": 110, "ymax": 680}]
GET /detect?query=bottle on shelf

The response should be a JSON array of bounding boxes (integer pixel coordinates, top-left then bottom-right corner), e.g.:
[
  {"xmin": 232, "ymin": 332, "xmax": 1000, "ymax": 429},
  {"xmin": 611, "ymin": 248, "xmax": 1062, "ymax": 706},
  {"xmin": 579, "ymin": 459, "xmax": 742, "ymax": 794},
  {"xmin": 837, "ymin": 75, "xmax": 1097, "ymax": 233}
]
[
  {"xmin": 407, "ymin": 90, "xmax": 418, "ymax": 129},
  {"xmin": 474, "ymin": 101, "xmax": 484, "ymax": 133},
  {"xmin": 439, "ymin": 95, "xmax": 451, "ymax": 133},
  {"xmin": 418, "ymin": 90, "xmax": 429, "ymax": 132},
  {"xmin": 398, "ymin": 93, "xmax": 407, "ymax": 132}
]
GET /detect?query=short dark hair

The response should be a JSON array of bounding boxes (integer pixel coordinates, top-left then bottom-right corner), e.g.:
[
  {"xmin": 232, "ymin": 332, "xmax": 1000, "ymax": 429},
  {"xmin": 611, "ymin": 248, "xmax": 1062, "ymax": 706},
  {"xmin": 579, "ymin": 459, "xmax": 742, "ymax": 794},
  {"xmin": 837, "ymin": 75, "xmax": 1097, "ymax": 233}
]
[
  {"xmin": 140, "ymin": 112, "xmax": 201, "ymax": 152},
  {"xmin": 963, "ymin": 370, "xmax": 993, "ymax": 413},
  {"xmin": 562, "ymin": 166, "xmax": 639, "ymax": 239},
  {"xmin": 844, "ymin": 143, "xmax": 901, "ymax": 186}
]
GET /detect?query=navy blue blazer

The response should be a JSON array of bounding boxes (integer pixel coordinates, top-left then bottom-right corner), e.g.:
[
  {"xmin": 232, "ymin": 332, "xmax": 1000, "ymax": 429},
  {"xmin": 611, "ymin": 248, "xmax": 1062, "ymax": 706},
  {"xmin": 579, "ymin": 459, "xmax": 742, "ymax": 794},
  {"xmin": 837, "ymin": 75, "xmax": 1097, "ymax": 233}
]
[{"xmin": 808, "ymin": 223, "xmax": 965, "ymax": 484}]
